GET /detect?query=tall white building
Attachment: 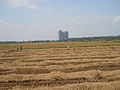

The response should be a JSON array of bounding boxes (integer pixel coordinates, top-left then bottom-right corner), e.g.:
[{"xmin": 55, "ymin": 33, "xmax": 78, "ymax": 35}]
[{"xmin": 58, "ymin": 30, "xmax": 69, "ymax": 41}]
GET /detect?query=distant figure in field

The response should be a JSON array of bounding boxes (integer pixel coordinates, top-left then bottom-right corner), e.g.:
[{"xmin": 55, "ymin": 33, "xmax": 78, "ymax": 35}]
[
  {"xmin": 19, "ymin": 46, "xmax": 22, "ymax": 51},
  {"xmin": 16, "ymin": 46, "xmax": 19, "ymax": 51},
  {"xmin": 16, "ymin": 46, "xmax": 23, "ymax": 51},
  {"xmin": 67, "ymin": 45, "xmax": 70, "ymax": 50}
]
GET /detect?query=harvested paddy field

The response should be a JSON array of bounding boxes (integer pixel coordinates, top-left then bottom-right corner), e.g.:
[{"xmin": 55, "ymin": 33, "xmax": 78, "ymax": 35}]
[{"xmin": 0, "ymin": 41, "xmax": 120, "ymax": 90}]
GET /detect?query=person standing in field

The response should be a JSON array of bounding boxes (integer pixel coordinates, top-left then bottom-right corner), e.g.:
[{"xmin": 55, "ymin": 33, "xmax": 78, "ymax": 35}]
[{"xmin": 16, "ymin": 46, "xmax": 23, "ymax": 51}]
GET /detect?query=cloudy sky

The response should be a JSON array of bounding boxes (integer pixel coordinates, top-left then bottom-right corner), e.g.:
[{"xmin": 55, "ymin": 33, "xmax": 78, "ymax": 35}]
[{"xmin": 0, "ymin": 0, "xmax": 120, "ymax": 41}]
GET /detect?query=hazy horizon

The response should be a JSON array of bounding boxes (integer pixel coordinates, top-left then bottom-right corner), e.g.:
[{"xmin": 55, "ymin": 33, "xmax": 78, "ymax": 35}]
[{"xmin": 0, "ymin": 0, "xmax": 120, "ymax": 41}]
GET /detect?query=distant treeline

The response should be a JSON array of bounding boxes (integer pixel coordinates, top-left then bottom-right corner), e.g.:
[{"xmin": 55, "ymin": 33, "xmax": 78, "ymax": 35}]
[
  {"xmin": 0, "ymin": 40, "xmax": 53, "ymax": 44},
  {"xmin": 0, "ymin": 35, "xmax": 120, "ymax": 44},
  {"xmin": 68, "ymin": 35, "xmax": 120, "ymax": 41}
]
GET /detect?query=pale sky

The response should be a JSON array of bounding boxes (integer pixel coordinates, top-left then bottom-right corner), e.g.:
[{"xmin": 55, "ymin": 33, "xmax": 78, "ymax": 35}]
[{"xmin": 0, "ymin": 0, "xmax": 120, "ymax": 41}]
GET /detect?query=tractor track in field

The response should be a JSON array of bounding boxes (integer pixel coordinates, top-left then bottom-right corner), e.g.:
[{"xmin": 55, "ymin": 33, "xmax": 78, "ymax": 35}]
[
  {"xmin": 0, "ymin": 63, "xmax": 120, "ymax": 75},
  {"xmin": 21, "ymin": 55, "xmax": 119, "ymax": 62},
  {"xmin": 0, "ymin": 77, "xmax": 120, "ymax": 89}
]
